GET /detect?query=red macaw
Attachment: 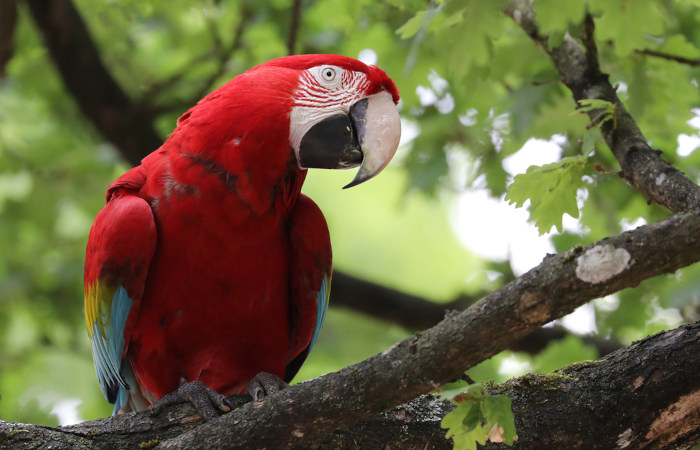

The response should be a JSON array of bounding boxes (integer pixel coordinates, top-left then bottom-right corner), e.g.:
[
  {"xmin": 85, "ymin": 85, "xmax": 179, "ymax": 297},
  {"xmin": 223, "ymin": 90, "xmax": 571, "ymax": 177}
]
[{"xmin": 84, "ymin": 54, "xmax": 401, "ymax": 418}]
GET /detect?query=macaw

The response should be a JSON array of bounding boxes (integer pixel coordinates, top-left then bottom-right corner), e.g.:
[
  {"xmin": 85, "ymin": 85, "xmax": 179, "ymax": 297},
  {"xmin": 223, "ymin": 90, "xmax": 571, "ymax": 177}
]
[{"xmin": 84, "ymin": 54, "xmax": 401, "ymax": 418}]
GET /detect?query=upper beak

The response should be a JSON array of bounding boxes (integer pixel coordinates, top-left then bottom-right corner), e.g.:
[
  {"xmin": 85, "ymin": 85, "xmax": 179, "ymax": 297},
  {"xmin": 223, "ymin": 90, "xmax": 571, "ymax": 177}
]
[{"xmin": 297, "ymin": 91, "xmax": 401, "ymax": 188}]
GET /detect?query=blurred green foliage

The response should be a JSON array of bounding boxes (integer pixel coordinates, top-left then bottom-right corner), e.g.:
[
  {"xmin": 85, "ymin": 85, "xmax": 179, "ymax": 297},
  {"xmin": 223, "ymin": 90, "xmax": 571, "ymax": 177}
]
[{"xmin": 0, "ymin": 0, "xmax": 699, "ymax": 428}]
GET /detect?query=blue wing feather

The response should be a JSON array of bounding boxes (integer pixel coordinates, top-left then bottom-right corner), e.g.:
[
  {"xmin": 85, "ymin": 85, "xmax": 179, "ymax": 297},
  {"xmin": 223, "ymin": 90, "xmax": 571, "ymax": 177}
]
[
  {"xmin": 309, "ymin": 275, "xmax": 329, "ymax": 351},
  {"xmin": 285, "ymin": 194, "xmax": 332, "ymax": 382},
  {"xmin": 90, "ymin": 285, "xmax": 133, "ymax": 403}
]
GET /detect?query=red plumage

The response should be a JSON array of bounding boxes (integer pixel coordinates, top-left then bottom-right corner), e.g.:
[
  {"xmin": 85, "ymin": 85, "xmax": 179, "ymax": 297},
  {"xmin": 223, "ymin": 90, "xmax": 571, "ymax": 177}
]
[{"xmin": 84, "ymin": 55, "xmax": 400, "ymax": 413}]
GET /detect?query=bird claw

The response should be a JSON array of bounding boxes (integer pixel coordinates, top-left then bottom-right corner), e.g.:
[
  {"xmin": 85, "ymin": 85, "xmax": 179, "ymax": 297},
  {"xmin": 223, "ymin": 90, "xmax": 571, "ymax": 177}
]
[
  {"xmin": 245, "ymin": 372, "xmax": 288, "ymax": 402},
  {"xmin": 147, "ymin": 380, "xmax": 232, "ymax": 421}
]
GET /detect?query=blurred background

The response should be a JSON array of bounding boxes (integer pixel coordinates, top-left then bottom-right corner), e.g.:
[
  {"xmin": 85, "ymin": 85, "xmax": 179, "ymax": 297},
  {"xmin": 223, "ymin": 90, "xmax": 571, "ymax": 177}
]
[{"xmin": 1, "ymin": 0, "xmax": 699, "ymax": 425}]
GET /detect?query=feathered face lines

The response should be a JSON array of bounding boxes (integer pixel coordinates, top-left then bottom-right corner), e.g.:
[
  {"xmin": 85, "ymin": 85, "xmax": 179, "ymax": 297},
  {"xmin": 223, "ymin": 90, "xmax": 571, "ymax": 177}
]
[{"xmin": 293, "ymin": 66, "xmax": 371, "ymax": 111}]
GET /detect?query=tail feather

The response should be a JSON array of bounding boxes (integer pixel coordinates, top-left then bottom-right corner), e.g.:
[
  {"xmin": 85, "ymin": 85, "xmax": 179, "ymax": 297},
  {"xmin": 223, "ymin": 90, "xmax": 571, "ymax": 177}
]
[{"xmin": 113, "ymin": 360, "xmax": 154, "ymax": 414}]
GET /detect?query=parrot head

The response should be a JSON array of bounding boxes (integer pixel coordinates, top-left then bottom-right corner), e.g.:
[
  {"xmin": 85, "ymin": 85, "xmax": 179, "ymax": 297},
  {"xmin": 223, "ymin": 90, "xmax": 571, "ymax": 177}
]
[
  {"xmin": 174, "ymin": 54, "xmax": 401, "ymax": 190},
  {"xmin": 271, "ymin": 55, "xmax": 401, "ymax": 188}
]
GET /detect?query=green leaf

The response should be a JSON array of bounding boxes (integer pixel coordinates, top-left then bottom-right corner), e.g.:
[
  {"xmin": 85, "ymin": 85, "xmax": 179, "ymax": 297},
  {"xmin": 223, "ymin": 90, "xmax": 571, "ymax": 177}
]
[
  {"xmin": 505, "ymin": 156, "xmax": 588, "ymax": 234},
  {"xmin": 576, "ymin": 98, "xmax": 617, "ymax": 131},
  {"xmin": 659, "ymin": 34, "xmax": 700, "ymax": 59},
  {"xmin": 590, "ymin": 0, "xmax": 666, "ymax": 57},
  {"xmin": 430, "ymin": 0, "xmax": 508, "ymax": 79},
  {"xmin": 440, "ymin": 382, "xmax": 517, "ymax": 449},
  {"xmin": 461, "ymin": 401, "xmax": 483, "ymax": 430},
  {"xmin": 532, "ymin": 0, "xmax": 586, "ymax": 36},
  {"xmin": 437, "ymin": 380, "xmax": 472, "ymax": 400},
  {"xmin": 483, "ymin": 394, "xmax": 517, "ymax": 445},
  {"xmin": 575, "ymin": 98, "xmax": 614, "ymax": 113},
  {"xmin": 397, "ymin": 10, "xmax": 428, "ymax": 39},
  {"xmin": 442, "ymin": 402, "xmax": 485, "ymax": 450},
  {"xmin": 581, "ymin": 130, "xmax": 598, "ymax": 156},
  {"xmin": 441, "ymin": 401, "xmax": 468, "ymax": 436},
  {"xmin": 533, "ymin": 335, "xmax": 598, "ymax": 373},
  {"xmin": 452, "ymin": 425, "xmax": 488, "ymax": 450}
]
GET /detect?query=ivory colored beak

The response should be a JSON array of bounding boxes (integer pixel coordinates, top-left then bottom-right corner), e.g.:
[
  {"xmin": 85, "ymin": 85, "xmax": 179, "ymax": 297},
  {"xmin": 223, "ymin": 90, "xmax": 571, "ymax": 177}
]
[{"xmin": 343, "ymin": 91, "xmax": 401, "ymax": 189}]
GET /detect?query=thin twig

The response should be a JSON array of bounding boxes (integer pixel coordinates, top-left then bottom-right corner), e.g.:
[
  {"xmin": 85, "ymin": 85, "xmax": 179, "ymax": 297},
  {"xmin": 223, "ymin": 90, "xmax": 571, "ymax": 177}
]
[
  {"xmin": 0, "ymin": 0, "xmax": 17, "ymax": 78},
  {"xmin": 636, "ymin": 48, "xmax": 700, "ymax": 67},
  {"xmin": 287, "ymin": 0, "xmax": 302, "ymax": 55}
]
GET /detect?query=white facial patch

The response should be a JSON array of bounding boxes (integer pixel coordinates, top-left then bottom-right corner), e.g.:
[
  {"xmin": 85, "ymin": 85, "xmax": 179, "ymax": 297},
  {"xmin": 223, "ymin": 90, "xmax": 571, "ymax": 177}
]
[{"xmin": 289, "ymin": 66, "xmax": 370, "ymax": 168}]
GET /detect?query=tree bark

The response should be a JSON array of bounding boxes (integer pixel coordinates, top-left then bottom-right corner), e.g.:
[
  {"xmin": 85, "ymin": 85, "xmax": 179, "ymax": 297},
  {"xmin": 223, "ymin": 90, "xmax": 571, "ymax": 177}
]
[
  {"xmin": 484, "ymin": 320, "xmax": 700, "ymax": 449},
  {"xmin": 2, "ymin": 321, "xmax": 698, "ymax": 449}
]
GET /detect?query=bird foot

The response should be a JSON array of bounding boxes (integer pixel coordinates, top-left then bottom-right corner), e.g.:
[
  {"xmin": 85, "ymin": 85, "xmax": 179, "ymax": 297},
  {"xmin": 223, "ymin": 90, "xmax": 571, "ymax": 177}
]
[
  {"xmin": 147, "ymin": 379, "xmax": 233, "ymax": 421},
  {"xmin": 245, "ymin": 372, "xmax": 288, "ymax": 402}
]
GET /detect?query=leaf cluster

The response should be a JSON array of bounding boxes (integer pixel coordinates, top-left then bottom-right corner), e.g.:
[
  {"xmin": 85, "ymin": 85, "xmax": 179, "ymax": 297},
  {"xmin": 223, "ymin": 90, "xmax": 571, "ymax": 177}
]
[{"xmin": 439, "ymin": 381, "xmax": 517, "ymax": 450}]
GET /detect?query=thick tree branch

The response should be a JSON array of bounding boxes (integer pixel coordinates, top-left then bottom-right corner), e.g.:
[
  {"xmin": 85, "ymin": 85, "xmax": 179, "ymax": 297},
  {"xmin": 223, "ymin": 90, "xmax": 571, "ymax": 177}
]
[
  {"xmin": 483, "ymin": 320, "xmax": 700, "ymax": 448},
  {"xmin": 506, "ymin": 0, "xmax": 700, "ymax": 214},
  {"xmin": 25, "ymin": 0, "xmax": 162, "ymax": 166}
]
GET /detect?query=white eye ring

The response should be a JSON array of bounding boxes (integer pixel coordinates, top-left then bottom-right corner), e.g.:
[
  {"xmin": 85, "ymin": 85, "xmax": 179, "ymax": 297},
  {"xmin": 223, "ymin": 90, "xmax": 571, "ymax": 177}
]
[{"xmin": 321, "ymin": 67, "xmax": 337, "ymax": 81}]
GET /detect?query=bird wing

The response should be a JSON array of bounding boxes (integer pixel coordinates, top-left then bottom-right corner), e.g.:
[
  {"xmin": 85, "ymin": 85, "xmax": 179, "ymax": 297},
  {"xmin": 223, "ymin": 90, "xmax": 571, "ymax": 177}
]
[
  {"xmin": 285, "ymin": 193, "xmax": 332, "ymax": 382},
  {"xmin": 84, "ymin": 167, "xmax": 157, "ymax": 412}
]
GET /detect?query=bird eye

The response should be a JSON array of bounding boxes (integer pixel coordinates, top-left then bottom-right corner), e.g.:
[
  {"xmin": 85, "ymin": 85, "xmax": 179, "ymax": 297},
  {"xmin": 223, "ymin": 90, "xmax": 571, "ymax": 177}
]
[{"xmin": 321, "ymin": 67, "xmax": 336, "ymax": 81}]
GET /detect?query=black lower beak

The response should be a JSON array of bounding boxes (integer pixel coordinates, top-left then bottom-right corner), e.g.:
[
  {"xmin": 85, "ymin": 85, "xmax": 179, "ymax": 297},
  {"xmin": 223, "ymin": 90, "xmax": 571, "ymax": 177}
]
[
  {"xmin": 297, "ymin": 99, "xmax": 369, "ymax": 170},
  {"xmin": 297, "ymin": 113, "xmax": 362, "ymax": 169}
]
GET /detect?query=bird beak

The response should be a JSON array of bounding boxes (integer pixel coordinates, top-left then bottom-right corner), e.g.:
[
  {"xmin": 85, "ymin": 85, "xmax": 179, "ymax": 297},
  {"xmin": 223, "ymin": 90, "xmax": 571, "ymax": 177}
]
[{"xmin": 297, "ymin": 91, "xmax": 401, "ymax": 188}]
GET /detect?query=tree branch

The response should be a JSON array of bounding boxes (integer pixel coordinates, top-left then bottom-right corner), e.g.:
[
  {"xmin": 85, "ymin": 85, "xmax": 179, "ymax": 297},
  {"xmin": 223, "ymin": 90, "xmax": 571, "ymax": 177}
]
[
  {"xmin": 25, "ymin": 0, "xmax": 162, "ymax": 166},
  {"xmin": 0, "ymin": 0, "xmax": 17, "ymax": 79},
  {"xmin": 636, "ymin": 48, "xmax": 700, "ymax": 67},
  {"xmin": 505, "ymin": 0, "xmax": 700, "ymax": 214},
  {"xmin": 483, "ymin": 320, "xmax": 700, "ymax": 449}
]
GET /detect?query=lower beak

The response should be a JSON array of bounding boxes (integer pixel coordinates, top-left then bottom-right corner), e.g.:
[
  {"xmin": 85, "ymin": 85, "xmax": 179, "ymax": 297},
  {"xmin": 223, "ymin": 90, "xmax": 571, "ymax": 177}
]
[{"xmin": 297, "ymin": 91, "xmax": 401, "ymax": 188}]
